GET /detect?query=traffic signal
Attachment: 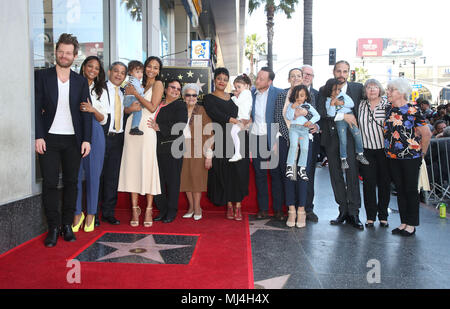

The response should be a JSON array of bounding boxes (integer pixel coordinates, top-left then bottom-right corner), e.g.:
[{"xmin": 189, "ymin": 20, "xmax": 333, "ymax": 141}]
[
  {"xmin": 329, "ymin": 48, "xmax": 336, "ymax": 66},
  {"xmin": 399, "ymin": 72, "xmax": 405, "ymax": 77},
  {"xmin": 350, "ymin": 70, "xmax": 356, "ymax": 82}
]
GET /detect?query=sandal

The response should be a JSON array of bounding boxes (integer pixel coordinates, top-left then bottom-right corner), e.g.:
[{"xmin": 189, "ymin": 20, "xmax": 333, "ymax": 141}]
[
  {"xmin": 144, "ymin": 207, "xmax": 153, "ymax": 227},
  {"xmin": 130, "ymin": 206, "xmax": 141, "ymax": 227}
]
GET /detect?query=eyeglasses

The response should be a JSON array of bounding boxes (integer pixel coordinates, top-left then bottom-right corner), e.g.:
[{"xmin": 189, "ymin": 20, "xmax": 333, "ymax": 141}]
[
  {"xmin": 303, "ymin": 73, "xmax": 314, "ymax": 77},
  {"xmin": 386, "ymin": 87, "xmax": 397, "ymax": 92},
  {"xmin": 184, "ymin": 94, "xmax": 198, "ymax": 98},
  {"xmin": 168, "ymin": 85, "xmax": 181, "ymax": 92},
  {"xmin": 367, "ymin": 86, "xmax": 379, "ymax": 90}
]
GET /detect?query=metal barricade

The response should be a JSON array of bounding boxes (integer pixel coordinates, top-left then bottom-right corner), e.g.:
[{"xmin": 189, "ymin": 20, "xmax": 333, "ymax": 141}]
[{"xmin": 424, "ymin": 136, "xmax": 450, "ymax": 207}]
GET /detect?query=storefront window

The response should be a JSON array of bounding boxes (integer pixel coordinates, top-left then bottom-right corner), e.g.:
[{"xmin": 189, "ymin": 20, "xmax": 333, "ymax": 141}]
[
  {"xmin": 30, "ymin": 0, "xmax": 106, "ymax": 71},
  {"xmin": 116, "ymin": 0, "xmax": 144, "ymax": 64}
]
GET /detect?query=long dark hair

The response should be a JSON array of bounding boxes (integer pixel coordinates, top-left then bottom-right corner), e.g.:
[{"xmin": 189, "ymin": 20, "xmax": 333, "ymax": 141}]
[
  {"xmin": 79, "ymin": 56, "xmax": 106, "ymax": 100},
  {"xmin": 289, "ymin": 85, "xmax": 311, "ymax": 104},
  {"xmin": 142, "ymin": 56, "xmax": 163, "ymax": 87},
  {"xmin": 323, "ymin": 78, "xmax": 341, "ymax": 98}
]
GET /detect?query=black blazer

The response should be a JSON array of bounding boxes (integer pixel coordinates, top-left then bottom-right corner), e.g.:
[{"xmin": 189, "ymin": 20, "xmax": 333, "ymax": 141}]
[
  {"xmin": 316, "ymin": 81, "xmax": 363, "ymax": 146},
  {"xmin": 35, "ymin": 67, "xmax": 92, "ymax": 146},
  {"xmin": 155, "ymin": 98, "xmax": 188, "ymax": 154}
]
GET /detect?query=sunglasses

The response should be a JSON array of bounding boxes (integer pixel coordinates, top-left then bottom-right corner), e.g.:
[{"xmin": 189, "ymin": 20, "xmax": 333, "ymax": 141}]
[
  {"xmin": 184, "ymin": 94, "xmax": 198, "ymax": 98},
  {"xmin": 168, "ymin": 85, "xmax": 181, "ymax": 92}
]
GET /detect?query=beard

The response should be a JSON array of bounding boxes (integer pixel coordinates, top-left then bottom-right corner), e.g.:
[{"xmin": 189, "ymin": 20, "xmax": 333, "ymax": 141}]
[{"xmin": 56, "ymin": 57, "xmax": 74, "ymax": 68}]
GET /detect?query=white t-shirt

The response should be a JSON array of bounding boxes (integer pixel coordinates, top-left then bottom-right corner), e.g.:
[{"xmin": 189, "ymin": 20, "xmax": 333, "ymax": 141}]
[
  {"xmin": 251, "ymin": 88, "xmax": 269, "ymax": 135},
  {"xmin": 49, "ymin": 79, "xmax": 75, "ymax": 135}
]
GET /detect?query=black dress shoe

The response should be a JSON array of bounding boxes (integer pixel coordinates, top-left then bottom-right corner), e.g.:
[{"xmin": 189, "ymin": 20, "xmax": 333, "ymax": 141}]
[
  {"xmin": 330, "ymin": 212, "xmax": 348, "ymax": 225},
  {"xmin": 347, "ymin": 215, "xmax": 364, "ymax": 230},
  {"xmin": 273, "ymin": 211, "xmax": 285, "ymax": 221},
  {"xmin": 44, "ymin": 227, "xmax": 60, "ymax": 247},
  {"xmin": 306, "ymin": 211, "xmax": 319, "ymax": 222},
  {"xmin": 162, "ymin": 217, "xmax": 175, "ymax": 223},
  {"xmin": 256, "ymin": 210, "xmax": 269, "ymax": 219},
  {"xmin": 153, "ymin": 215, "xmax": 166, "ymax": 222},
  {"xmin": 400, "ymin": 228, "xmax": 416, "ymax": 237},
  {"xmin": 102, "ymin": 216, "xmax": 120, "ymax": 225},
  {"xmin": 392, "ymin": 227, "xmax": 404, "ymax": 235},
  {"xmin": 365, "ymin": 221, "xmax": 375, "ymax": 228},
  {"xmin": 379, "ymin": 221, "xmax": 389, "ymax": 228},
  {"xmin": 95, "ymin": 214, "xmax": 100, "ymax": 227},
  {"xmin": 61, "ymin": 225, "xmax": 76, "ymax": 242}
]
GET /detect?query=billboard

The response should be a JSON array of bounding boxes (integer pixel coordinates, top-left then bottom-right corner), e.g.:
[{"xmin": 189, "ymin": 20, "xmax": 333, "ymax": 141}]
[{"xmin": 357, "ymin": 38, "xmax": 423, "ymax": 57}]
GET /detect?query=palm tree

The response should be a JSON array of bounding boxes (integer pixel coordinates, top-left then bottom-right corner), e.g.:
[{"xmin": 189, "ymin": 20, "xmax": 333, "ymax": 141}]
[
  {"xmin": 303, "ymin": 0, "xmax": 313, "ymax": 65},
  {"xmin": 249, "ymin": 0, "xmax": 299, "ymax": 70},
  {"xmin": 121, "ymin": 0, "xmax": 143, "ymax": 22},
  {"xmin": 245, "ymin": 34, "xmax": 266, "ymax": 80}
]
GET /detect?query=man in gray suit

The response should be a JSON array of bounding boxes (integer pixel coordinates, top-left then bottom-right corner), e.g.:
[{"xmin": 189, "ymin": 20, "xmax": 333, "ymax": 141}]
[{"xmin": 316, "ymin": 60, "xmax": 364, "ymax": 230}]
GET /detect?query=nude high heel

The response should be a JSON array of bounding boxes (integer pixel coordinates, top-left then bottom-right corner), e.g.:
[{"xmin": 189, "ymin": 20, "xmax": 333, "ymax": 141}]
[
  {"xmin": 144, "ymin": 207, "xmax": 153, "ymax": 227},
  {"xmin": 130, "ymin": 206, "xmax": 141, "ymax": 227},
  {"xmin": 296, "ymin": 208, "xmax": 306, "ymax": 228}
]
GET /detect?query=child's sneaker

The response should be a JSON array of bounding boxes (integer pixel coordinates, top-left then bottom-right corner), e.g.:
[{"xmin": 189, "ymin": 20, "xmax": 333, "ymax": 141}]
[
  {"xmin": 229, "ymin": 153, "xmax": 242, "ymax": 162},
  {"xmin": 286, "ymin": 165, "xmax": 295, "ymax": 180},
  {"xmin": 341, "ymin": 158, "xmax": 349, "ymax": 170},
  {"xmin": 130, "ymin": 127, "xmax": 144, "ymax": 135},
  {"xmin": 298, "ymin": 166, "xmax": 309, "ymax": 181},
  {"xmin": 356, "ymin": 153, "xmax": 369, "ymax": 165}
]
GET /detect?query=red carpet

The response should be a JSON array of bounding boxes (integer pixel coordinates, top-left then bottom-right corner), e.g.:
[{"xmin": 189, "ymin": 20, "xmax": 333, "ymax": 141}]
[{"xmin": 0, "ymin": 210, "xmax": 254, "ymax": 289}]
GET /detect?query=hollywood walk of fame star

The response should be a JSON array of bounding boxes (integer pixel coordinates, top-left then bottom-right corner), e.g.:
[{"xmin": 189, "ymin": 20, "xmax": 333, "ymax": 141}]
[
  {"xmin": 195, "ymin": 78, "xmax": 206, "ymax": 92},
  {"xmin": 254, "ymin": 274, "xmax": 291, "ymax": 289},
  {"xmin": 248, "ymin": 219, "xmax": 288, "ymax": 235},
  {"xmin": 96, "ymin": 235, "xmax": 191, "ymax": 264}
]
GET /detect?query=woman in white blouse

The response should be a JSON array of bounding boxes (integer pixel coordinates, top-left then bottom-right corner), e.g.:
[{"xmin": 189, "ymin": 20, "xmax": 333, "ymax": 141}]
[
  {"xmin": 72, "ymin": 56, "xmax": 109, "ymax": 233},
  {"xmin": 357, "ymin": 79, "xmax": 391, "ymax": 228}
]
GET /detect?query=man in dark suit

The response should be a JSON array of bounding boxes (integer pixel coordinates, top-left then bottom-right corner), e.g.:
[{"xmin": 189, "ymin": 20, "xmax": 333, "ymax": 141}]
[
  {"xmin": 251, "ymin": 67, "xmax": 285, "ymax": 220},
  {"xmin": 301, "ymin": 65, "xmax": 320, "ymax": 222},
  {"xmin": 97, "ymin": 62, "xmax": 128, "ymax": 226},
  {"xmin": 35, "ymin": 33, "xmax": 92, "ymax": 247},
  {"xmin": 316, "ymin": 60, "xmax": 364, "ymax": 230}
]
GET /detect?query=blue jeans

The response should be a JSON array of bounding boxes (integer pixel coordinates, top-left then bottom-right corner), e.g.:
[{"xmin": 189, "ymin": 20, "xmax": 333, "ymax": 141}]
[
  {"xmin": 123, "ymin": 95, "xmax": 142, "ymax": 129},
  {"xmin": 335, "ymin": 119, "xmax": 364, "ymax": 158},
  {"xmin": 287, "ymin": 125, "xmax": 310, "ymax": 167}
]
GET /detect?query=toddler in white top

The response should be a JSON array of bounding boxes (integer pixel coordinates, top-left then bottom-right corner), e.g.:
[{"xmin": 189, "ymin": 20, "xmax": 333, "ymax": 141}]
[{"xmin": 230, "ymin": 74, "xmax": 253, "ymax": 162}]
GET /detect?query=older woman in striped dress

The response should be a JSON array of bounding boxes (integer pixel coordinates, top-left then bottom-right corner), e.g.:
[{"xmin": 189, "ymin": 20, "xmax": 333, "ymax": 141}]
[{"xmin": 357, "ymin": 79, "xmax": 391, "ymax": 228}]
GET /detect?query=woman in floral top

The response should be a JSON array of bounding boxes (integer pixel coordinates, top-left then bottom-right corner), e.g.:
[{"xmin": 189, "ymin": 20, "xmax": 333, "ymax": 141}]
[{"xmin": 384, "ymin": 78, "xmax": 432, "ymax": 236}]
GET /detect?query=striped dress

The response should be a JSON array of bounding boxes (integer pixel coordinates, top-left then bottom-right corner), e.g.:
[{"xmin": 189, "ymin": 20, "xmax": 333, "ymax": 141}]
[{"xmin": 358, "ymin": 96, "xmax": 389, "ymax": 150}]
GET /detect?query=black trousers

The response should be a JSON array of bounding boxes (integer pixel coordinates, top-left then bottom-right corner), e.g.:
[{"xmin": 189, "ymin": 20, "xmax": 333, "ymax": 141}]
[
  {"xmin": 154, "ymin": 153, "xmax": 183, "ymax": 219},
  {"xmin": 388, "ymin": 158, "xmax": 421, "ymax": 226},
  {"xmin": 99, "ymin": 133, "xmax": 124, "ymax": 218},
  {"xmin": 39, "ymin": 134, "xmax": 81, "ymax": 229},
  {"xmin": 360, "ymin": 148, "xmax": 391, "ymax": 221},
  {"xmin": 323, "ymin": 125, "xmax": 361, "ymax": 216}
]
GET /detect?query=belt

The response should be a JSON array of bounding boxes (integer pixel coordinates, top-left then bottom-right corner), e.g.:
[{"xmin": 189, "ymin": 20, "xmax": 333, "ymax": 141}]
[{"xmin": 107, "ymin": 132, "xmax": 123, "ymax": 136}]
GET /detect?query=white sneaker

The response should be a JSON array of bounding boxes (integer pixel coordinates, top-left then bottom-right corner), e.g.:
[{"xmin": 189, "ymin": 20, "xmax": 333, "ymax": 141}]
[{"xmin": 229, "ymin": 154, "xmax": 242, "ymax": 162}]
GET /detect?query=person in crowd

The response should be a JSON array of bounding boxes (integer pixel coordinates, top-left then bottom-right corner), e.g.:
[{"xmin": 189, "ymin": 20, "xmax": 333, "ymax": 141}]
[
  {"xmin": 418, "ymin": 98, "xmax": 434, "ymax": 122},
  {"xmin": 179, "ymin": 84, "xmax": 214, "ymax": 221},
  {"xmin": 229, "ymin": 74, "xmax": 253, "ymax": 162},
  {"xmin": 431, "ymin": 104, "xmax": 448, "ymax": 125},
  {"xmin": 324, "ymin": 78, "xmax": 369, "ymax": 169},
  {"xmin": 148, "ymin": 79, "xmax": 188, "ymax": 223},
  {"xmin": 72, "ymin": 56, "xmax": 108, "ymax": 233},
  {"xmin": 357, "ymin": 79, "xmax": 391, "ymax": 228},
  {"xmin": 118, "ymin": 56, "xmax": 164, "ymax": 227},
  {"xmin": 301, "ymin": 65, "xmax": 321, "ymax": 222},
  {"xmin": 316, "ymin": 60, "xmax": 365, "ymax": 230},
  {"xmin": 123, "ymin": 60, "xmax": 145, "ymax": 135},
  {"xmin": 204, "ymin": 67, "xmax": 250, "ymax": 221},
  {"xmin": 432, "ymin": 120, "xmax": 447, "ymax": 137},
  {"xmin": 35, "ymin": 33, "xmax": 92, "ymax": 247},
  {"xmin": 274, "ymin": 68, "xmax": 318, "ymax": 228},
  {"xmin": 251, "ymin": 67, "xmax": 285, "ymax": 220},
  {"xmin": 425, "ymin": 126, "xmax": 450, "ymax": 186},
  {"xmin": 97, "ymin": 61, "xmax": 127, "ymax": 226},
  {"xmin": 285, "ymin": 85, "xmax": 320, "ymax": 181},
  {"xmin": 385, "ymin": 78, "xmax": 432, "ymax": 236}
]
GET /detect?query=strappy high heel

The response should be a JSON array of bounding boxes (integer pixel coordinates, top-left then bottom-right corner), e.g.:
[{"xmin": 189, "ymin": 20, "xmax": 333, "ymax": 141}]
[
  {"xmin": 130, "ymin": 206, "xmax": 141, "ymax": 227},
  {"xmin": 286, "ymin": 209, "xmax": 296, "ymax": 227},
  {"xmin": 227, "ymin": 204, "xmax": 234, "ymax": 220},
  {"xmin": 144, "ymin": 207, "xmax": 153, "ymax": 227},
  {"xmin": 296, "ymin": 208, "xmax": 306, "ymax": 228}
]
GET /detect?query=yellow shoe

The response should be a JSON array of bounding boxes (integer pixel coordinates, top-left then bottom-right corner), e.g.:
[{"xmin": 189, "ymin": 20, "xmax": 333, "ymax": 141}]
[
  {"xmin": 84, "ymin": 215, "xmax": 95, "ymax": 232},
  {"xmin": 72, "ymin": 212, "xmax": 85, "ymax": 232}
]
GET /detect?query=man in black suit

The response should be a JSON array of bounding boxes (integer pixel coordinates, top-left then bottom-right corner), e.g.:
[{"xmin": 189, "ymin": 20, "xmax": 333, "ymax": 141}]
[
  {"xmin": 301, "ymin": 65, "xmax": 320, "ymax": 222},
  {"xmin": 35, "ymin": 33, "xmax": 92, "ymax": 247},
  {"xmin": 97, "ymin": 62, "xmax": 128, "ymax": 226},
  {"xmin": 316, "ymin": 60, "xmax": 364, "ymax": 230}
]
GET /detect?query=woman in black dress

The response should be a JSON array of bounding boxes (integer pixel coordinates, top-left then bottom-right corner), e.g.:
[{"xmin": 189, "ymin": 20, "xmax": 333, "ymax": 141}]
[{"xmin": 204, "ymin": 68, "xmax": 250, "ymax": 220}]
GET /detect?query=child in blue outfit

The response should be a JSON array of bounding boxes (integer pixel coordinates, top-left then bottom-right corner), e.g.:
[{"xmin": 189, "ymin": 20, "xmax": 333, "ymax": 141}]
[
  {"xmin": 124, "ymin": 60, "xmax": 145, "ymax": 135},
  {"xmin": 285, "ymin": 85, "xmax": 320, "ymax": 181},
  {"xmin": 324, "ymin": 78, "xmax": 369, "ymax": 169}
]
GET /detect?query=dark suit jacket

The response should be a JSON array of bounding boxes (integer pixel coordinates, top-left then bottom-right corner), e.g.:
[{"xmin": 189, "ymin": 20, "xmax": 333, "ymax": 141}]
[
  {"xmin": 251, "ymin": 84, "xmax": 284, "ymax": 148},
  {"xmin": 316, "ymin": 82, "xmax": 363, "ymax": 146},
  {"xmin": 35, "ymin": 67, "xmax": 92, "ymax": 146}
]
